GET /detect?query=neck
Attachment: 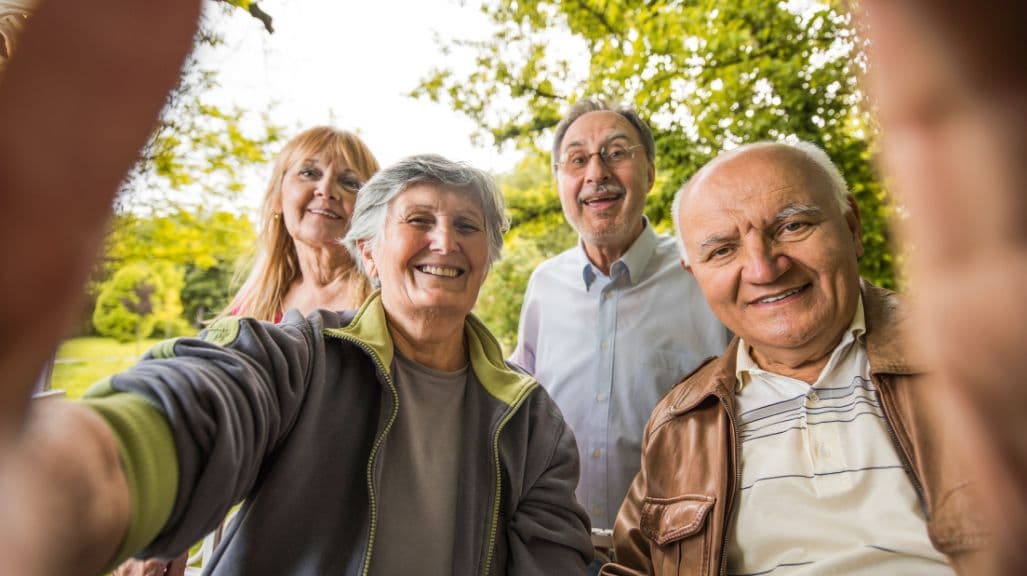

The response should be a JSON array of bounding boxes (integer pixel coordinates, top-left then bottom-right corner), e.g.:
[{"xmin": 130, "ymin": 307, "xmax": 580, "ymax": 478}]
[
  {"xmin": 582, "ymin": 219, "xmax": 645, "ymax": 275},
  {"xmin": 748, "ymin": 334, "xmax": 846, "ymax": 385},
  {"xmin": 386, "ymin": 309, "xmax": 468, "ymax": 372},
  {"xmin": 283, "ymin": 243, "xmax": 365, "ymax": 314}
]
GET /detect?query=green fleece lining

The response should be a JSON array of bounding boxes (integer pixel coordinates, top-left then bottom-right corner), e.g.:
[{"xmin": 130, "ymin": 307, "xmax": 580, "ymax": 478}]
[
  {"xmin": 149, "ymin": 337, "xmax": 181, "ymax": 360},
  {"xmin": 203, "ymin": 316, "xmax": 242, "ymax": 347},
  {"xmin": 325, "ymin": 290, "xmax": 536, "ymax": 407},
  {"xmin": 324, "ymin": 290, "xmax": 395, "ymax": 371},
  {"xmin": 81, "ymin": 379, "xmax": 178, "ymax": 569}
]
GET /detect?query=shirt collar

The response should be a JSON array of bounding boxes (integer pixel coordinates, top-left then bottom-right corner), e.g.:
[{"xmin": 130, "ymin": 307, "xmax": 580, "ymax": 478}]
[
  {"xmin": 734, "ymin": 294, "xmax": 866, "ymax": 392},
  {"xmin": 579, "ymin": 217, "xmax": 658, "ymax": 290}
]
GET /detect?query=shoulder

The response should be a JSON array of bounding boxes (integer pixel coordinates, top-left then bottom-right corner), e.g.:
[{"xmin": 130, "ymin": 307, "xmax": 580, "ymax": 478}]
[{"xmin": 647, "ymin": 351, "xmax": 733, "ymax": 433}]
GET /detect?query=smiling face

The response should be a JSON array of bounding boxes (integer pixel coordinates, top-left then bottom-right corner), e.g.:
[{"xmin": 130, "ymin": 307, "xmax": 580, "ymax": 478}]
[
  {"xmin": 678, "ymin": 146, "xmax": 864, "ymax": 369},
  {"xmin": 556, "ymin": 110, "xmax": 654, "ymax": 255},
  {"xmin": 278, "ymin": 152, "xmax": 364, "ymax": 249},
  {"xmin": 361, "ymin": 183, "xmax": 490, "ymax": 323}
]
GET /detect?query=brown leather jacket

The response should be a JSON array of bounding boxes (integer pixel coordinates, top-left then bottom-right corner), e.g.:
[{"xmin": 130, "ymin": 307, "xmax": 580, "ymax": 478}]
[{"xmin": 603, "ymin": 282, "xmax": 992, "ymax": 575}]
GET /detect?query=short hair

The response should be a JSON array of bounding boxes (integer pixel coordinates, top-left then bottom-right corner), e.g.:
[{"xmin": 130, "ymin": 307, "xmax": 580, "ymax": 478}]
[
  {"xmin": 551, "ymin": 99, "xmax": 656, "ymax": 174},
  {"xmin": 671, "ymin": 141, "xmax": 851, "ymax": 264},
  {"xmin": 225, "ymin": 126, "xmax": 379, "ymax": 320},
  {"xmin": 343, "ymin": 154, "xmax": 510, "ymax": 285}
]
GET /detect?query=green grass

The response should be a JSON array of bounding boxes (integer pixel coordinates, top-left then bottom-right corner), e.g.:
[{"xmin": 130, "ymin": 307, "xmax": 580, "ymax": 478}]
[{"xmin": 51, "ymin": 337, "xmax": 161, "ymax": 399}]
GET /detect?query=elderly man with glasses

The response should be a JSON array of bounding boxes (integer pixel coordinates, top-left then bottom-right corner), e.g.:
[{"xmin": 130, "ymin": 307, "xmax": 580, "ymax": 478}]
[{"xmin": 510, "ymin": 99, "xmax": 729, "ymax": 569}]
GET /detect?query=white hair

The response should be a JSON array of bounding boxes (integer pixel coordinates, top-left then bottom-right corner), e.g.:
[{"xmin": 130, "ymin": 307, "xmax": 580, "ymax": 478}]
[{"xmin": 671, "ymin": 140, "xmax": 851, "ymax": 265}]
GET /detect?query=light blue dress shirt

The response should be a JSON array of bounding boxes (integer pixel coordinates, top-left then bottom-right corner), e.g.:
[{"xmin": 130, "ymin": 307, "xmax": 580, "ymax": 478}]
[{"xmin": 511, "ymin": 221, "xmax": 730, "ymax": 529}]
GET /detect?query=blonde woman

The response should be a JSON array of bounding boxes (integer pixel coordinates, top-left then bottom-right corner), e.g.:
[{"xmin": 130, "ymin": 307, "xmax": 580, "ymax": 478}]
[{"xmin": 226, "ymin": 125, "xmax": 380, "ymax": 320}]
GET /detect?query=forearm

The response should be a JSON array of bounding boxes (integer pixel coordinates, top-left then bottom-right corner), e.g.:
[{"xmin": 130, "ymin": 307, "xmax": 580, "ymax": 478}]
[{"xmin": 0, "ymin": 400, "xmax": 131, "ymax": 575}]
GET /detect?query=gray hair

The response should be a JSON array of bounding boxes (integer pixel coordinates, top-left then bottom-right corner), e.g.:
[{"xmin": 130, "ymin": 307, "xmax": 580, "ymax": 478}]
[
  {"xmin": 342, "ymin": 154, "xmax": 510, "ymax": 284},
  {"xmin": 551, "ymin": 99, "xmax": 656, "ymax": 174},
  {"xmin": 671, "ymin": 141, "xmax": 851, "ymax": 265}
]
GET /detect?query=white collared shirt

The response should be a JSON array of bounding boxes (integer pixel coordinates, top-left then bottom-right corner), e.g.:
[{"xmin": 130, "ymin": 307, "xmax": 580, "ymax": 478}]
[
  {"xmin": 510, "ymin": 220, "xmax": 729, "ymax": 529},
  {"xmin": 728, "ymin": 297, "xmax": 952, "ymax": 575}
]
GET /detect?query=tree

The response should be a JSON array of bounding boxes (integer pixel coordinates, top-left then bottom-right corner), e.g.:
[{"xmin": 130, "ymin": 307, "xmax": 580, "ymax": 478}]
[
  {"xmin": 417, "ymin": 0, "xmax": 896, "ymax": 288},
  {"xmin": 92, "ymin": 262, "xmax": 186, "ymax": 342},
  {"xmin": 101, "ymin": 209, "xmax": 256, "ymax": 330}
]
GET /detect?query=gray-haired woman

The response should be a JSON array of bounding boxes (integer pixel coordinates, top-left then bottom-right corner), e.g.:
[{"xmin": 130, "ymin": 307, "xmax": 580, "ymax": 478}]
[{"xmin": 7, "ymin": 154, "xmax": 593, "ymax": 575}]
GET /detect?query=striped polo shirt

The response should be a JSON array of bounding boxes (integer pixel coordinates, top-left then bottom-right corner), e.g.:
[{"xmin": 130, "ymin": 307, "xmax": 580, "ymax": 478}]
[{"xmin": 726, "ymin": 297, "xmax": 953, "ymax": 575}]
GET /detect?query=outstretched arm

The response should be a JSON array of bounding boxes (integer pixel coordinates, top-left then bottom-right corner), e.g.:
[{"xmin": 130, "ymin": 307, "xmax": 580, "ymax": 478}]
[
  {"xmin": 0, "ymin": 400, "xmax": 132, "ymax": 575},
  {"xmin": 0, "ymin": 0, "xmax": 202, "ymax": 439}
]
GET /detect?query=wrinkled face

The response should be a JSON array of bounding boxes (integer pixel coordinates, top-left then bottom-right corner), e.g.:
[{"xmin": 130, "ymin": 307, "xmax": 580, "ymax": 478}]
[
  {"xmin": 279, "ymin": 152, "xmax": 363, "ymax": 249},
  {"xmin": 679, "ymin": 148, "xmax": 864, "ymax": 364},
  {"xmin": 556, "ymin": 111, "xmax": 654, "ymax": 252},
  {"xmin": 362, "ymin": 184, "xmax": 490, "ymax": 322}
]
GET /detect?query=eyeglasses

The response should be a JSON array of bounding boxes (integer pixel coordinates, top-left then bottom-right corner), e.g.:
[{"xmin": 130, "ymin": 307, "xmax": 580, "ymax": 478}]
[{"xmin": 554, "ymin": 143, "xmax": 644, "ymax": 175}]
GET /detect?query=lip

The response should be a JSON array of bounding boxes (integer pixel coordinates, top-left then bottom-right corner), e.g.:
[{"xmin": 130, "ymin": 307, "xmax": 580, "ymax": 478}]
[
  {"xmin": 747, "ymin": 283, "xmax": 812, "ymax": 307},
  {"xmin": 414, "ymin": 263, "xmax": 465, "ymax": 278},
  {"xmin": 307, "ymin": 207, "xmax": 341, "ymax": 219},
  {"xmin": 578, "ymin": 184, "xmax": 626, "ymax": 207}
]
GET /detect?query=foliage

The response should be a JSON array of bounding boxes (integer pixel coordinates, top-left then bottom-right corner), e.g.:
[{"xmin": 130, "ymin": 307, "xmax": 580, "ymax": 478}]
[
  {"xmin": 101, "ymin": 209, "xmax": 256, "ymax": 329},
  {"xmin": 118, "ymin": 2, "xmax": 284, "ymax": 210},
  {"xmin": 51, "ymin": 337, "xmax": 161, "ymax": 399},
  {"xmin": 416, "ymin": 0, "xmax": 896, "ymax": 288},
  {"xmin": 93, "ymin": 262, "xmax": 186, "ymax": 342},
  {"xmin": 474, "ymin": 151, "xmax": 576, "ymax": 351}
]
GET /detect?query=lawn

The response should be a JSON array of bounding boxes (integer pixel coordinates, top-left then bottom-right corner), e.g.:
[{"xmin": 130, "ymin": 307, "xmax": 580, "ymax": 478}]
[{"xmin": 51, "ymin": 336, "xmax": 161, "ymax": 399}]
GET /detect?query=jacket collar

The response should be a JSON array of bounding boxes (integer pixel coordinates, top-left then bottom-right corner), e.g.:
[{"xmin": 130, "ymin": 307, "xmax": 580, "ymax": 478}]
[
  {"xmin": 325, "ymin": 290, "xmax": 537, "ymax": 408},
  {"xmin": 663, "ymin": 279, "xmax": 923, "ymax": 417}
]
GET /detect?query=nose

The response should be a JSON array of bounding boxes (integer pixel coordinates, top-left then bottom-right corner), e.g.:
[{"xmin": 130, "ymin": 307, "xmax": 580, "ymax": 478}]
[
  {"xmin": 583, "ymin": 152, "xmax": 611, "ymax": 184},
  {"xmin": 740, "ymin": 237, "xmax": 790, "ymax": 284},
  {"xmin": 315, "ymin": 174, "xmax": 339, "ymax": 200},
  {"xmin": 429, "ymin": 221, "xmax": 458, "ymax": 254}
]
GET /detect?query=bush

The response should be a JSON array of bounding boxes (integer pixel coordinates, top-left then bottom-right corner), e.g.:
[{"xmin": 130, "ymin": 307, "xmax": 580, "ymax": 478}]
[{"xmin": 93, "ymin": 262, "xmax": 184, "ymax": 342}]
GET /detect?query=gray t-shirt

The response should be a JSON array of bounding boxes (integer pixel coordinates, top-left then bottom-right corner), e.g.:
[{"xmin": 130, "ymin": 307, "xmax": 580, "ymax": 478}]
[{"xmin": 372, "ymin": 352, "xmax": 470, "ymax": 575}]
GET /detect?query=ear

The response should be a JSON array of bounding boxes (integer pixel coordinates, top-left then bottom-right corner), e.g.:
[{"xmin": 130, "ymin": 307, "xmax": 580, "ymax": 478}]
[
  {"xmin": 679, "ymin": 258, "xmax": 694, "ymax": 275},
  {"xmin": 358, "ymin": 239, "xmax": 378, "ymax": 279},
  {"xmin": 844, "ymin": 195, "xmax": 865, "ymax": 259},
  {"xmin": 647, "ymin": 162, "xmax": 656, "ymax": 191}
]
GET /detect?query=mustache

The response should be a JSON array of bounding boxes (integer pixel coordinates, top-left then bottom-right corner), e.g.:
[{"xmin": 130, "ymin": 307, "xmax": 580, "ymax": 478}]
[{"xmin": 578, "ymin": 182, "xmax": 626, "ymax": 203}]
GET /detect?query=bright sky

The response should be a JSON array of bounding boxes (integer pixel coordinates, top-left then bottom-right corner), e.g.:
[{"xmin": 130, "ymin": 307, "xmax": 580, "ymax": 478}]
[{"xmin": 195, "ymin": 0, "xmax": 524, "ymax": 208}]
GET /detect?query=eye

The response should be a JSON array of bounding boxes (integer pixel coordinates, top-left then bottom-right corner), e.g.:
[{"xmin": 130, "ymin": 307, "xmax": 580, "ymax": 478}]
[
  {"xmin": 707, "ymin": 245, "xmax": 735, "ymax": 261},
  {"xmin": 405, "ymin": 215, "xmax": 433, "ymax": 228},
  {"xmin": 338, "ymin": 178, "xmax": 362, "ymax": 192},
  {"xmin": 781, "ymin": 221, "xmax": 810, "ymax": 234},
  {"xmin": 604, "ymin": 147, "xmax": 627, "ymax": 162},
  {"xmin": 456, "ymin": 220, "xmax": 483, "ymax": 234},
  {"xmin": 567, "ymin": 153, "xmax": 588, "ymax": 166},
  {"xmin": 299, "ymin": 168, "xmax": 321, "ymax": 179}
]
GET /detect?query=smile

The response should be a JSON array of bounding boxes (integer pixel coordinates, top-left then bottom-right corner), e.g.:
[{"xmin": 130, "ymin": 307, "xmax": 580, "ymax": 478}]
[
  {"xmin": 753, "ymin": 284, "xmax": 811, "ymax": 305},
  {"xmin": 307, "ymin": 208, "xmax": 341, "ymax": 219},
  {"xmin": 416, "ymin": 264, "xmax": 463, "ymax": 278},
  {"xmin": 579, "ymin": 184, "xmax": 626, "ymax": 206}
]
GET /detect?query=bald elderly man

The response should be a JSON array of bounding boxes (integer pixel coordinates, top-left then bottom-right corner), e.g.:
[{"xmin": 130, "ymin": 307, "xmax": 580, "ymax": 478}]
[{"xmin": 602, "ymin": 142, "xmax": 990, "ymax": 575}]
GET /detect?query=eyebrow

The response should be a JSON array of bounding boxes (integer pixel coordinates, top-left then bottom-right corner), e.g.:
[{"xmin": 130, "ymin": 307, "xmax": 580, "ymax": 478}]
[
  {"xmin": 775, "ymin": 203, "xmax": 823, "ymax": 222},
  {"xmin": 562, "ymin": 132, "xmax": 631, "ymax": 152}
]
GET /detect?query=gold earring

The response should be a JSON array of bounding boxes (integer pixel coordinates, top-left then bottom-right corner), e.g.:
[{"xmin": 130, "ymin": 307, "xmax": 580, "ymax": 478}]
[{"xmin": 273, "ymin": 212, "xmax": 281, "ymax": 220}]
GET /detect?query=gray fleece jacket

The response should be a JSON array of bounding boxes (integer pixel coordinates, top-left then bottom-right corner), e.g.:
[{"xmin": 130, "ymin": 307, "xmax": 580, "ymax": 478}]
[{"xmin": 83, "ymin": 292, "xmax": 593, "ymax": 575}]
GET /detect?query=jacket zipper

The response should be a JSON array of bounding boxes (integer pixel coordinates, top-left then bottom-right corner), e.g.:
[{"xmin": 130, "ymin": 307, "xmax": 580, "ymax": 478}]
[
  {"xmin": 324, "ymin": 332, "xmax": 400, "ymax": 576},
  {"xmin": 717, "ymin": 395, "xmax": 740, "ymax": 576},
  {"xmin": 480, "ymin": 386, "xmax": 534, "ymax": 576}
]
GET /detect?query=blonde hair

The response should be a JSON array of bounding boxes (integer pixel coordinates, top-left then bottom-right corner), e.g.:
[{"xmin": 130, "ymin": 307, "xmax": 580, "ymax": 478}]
[{"xmin": 224, "ymin": 126, "xmax": 380, "ymax": 321}]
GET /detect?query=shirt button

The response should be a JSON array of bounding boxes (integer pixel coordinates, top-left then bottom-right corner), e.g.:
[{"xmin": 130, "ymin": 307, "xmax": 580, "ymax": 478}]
[
  {"xmin": 601, "ymin": 340, "xmax": 609, "ymax": 351},
  {"xmin": 808, "ymin": 390, "xmax": 819, "ymax": 402},
  {"xmin": 596, "ymin": 393, "xmax": 607, "ymax": 402},
  {"xmin": 592, "ymin": 448, "xmax": 602, "ymax": 459},
  {"xmin": 603, "ymin": 292, "xmax": 613, "ymax": 301},
  {"xmin": 820, "ymin": 444, "xmax": 832, "ymax": 458},
  {"xmin": 592, "ymin": 506, "xmax": 603, "ymax": 516}
]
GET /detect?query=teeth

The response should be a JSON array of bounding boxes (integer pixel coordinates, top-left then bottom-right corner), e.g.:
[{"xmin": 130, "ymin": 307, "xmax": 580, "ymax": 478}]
[
  {"xmin": 582, "ymin": 195, "xmax": 619, "ymax": 205},
  {"xmin": 759, "ymin": 286, "xmax": 803, "ymax": 304},
  {"xmin": 420, "ymin": 265, "xmax": 460, "ymax": 277},
  {"xmin": 309, "ymin": 209, "xmax": 339, "ymax": 219}
]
